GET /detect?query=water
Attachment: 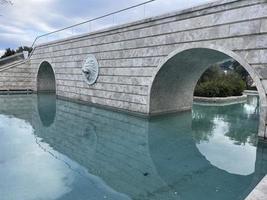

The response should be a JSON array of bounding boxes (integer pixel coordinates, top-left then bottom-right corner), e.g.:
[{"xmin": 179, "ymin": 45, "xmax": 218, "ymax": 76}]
[{"xmin": 0, "ymin": 94, "xmax": 266, "ymax": 200}]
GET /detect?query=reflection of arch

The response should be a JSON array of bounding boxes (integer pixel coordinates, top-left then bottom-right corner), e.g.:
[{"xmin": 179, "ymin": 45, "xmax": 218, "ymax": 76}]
[
  {"xmin": 148, "ymin": 112, "xmax": 265, "ymax": 200},
  {"xmin": 37, "ymin": 93, "xmax": 56, "ymax": 127},
  {"xmin": 31, "ymin": 97, "xmax": 267, "ymax": 200},
  {"xmin": 192, "ymin": 101, "xmax": 259, "ymax": 176},
  {"xmin": 149, "ymin": 45, "xmax": 266, "ymax": 137},
  {"xmin": 37, "ymin": 61, "xmax": 56, "ymax": 93}
]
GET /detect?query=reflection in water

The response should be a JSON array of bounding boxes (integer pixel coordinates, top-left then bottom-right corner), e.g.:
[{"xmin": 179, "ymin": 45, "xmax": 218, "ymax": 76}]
[
  {"xmin": 0, "ymin": 115, "xmax": 73, "ymax": 200},
  {"xmin": 0, "ymin": 94, "xmax": 266, "ymax": 200},
  {"xmin": 192, "ymin": 96, "xmax": 259, "ymax": 176},
  {"xmin": 194, "ymin": 116, "xmax": 256, "ymax": 175},
  {"xmin": 0, "ymin": 115, "xmax": 131, "ymax": 200},
  {"xmin": 37, "ymin": 93, "xmax": 56, "ymax": 127},
  {"xmin": 192, "ymin": 98, "xmax": 259, "ymax": 145},
  {"xmin": 243, "ymin": 95, "xmax": 259, "ymax": 116}
]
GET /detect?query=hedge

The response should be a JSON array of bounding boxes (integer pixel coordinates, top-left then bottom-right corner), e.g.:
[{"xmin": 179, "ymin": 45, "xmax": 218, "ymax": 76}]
[{"xmin": 194, "ymin": 73, "xmax": 246, "ymax": 97}]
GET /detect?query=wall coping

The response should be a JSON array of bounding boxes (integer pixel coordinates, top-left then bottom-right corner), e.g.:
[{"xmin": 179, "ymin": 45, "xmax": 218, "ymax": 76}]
[
  {"xmin": 243, "ymin": 90, "xmax": 259, "ymax": 95},
  {"xmin": 193, "ymin": 94, "xmax": 247, "ymax": 104}
]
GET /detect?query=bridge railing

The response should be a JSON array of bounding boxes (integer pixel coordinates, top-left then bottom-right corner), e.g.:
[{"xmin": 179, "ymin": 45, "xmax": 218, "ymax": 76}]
[
  {"xmin": 29, "ymin": 0, "xmax": 157, "ymax": 53},
  {"xmin": 30, "ymin": 0, "xmax": 206, "ymax": 53},
  {"xmin": 5, "ymin": 0, "xmax": 211, "ymax": 62},
  {"xmin": 2, "ymin": 0, "xmax": 168, "ymax": 71}
]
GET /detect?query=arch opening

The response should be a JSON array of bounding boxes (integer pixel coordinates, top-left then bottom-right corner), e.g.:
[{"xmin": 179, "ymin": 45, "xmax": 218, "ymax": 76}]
[
  {"xmin": 37, "ymin": 61, "xmax": 56, "ymax": 93},
  {"xmin": 36, "ymin": 61, "xmax": 56, "ymax": 127},
  {"xmin": 149, "ymin": 47, "xmax": 267, "ymax": 138}
]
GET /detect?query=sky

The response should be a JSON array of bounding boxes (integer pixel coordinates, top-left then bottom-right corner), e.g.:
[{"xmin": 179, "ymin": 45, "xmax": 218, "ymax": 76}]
[{"xmin": 0, "ymin": 0, "xmax": 216, "ymax": 56}]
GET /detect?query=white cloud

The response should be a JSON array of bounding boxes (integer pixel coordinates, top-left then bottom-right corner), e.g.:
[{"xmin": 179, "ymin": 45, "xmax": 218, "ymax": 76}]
[
  {"xmin": 0, "ymin": 49, "xmax": 5, "ymax": 57},
  {"xmin": 0, "ymin": 0, "xmax": 216, "ymax": 49}
]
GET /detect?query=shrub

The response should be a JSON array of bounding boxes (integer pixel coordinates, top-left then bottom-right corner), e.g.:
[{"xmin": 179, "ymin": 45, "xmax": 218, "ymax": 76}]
[{"xmin": 194, "ymin": 72, "xmax": 245, "ymax": 97}]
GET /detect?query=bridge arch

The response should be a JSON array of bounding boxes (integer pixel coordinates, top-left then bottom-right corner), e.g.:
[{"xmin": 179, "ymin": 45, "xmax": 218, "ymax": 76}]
[
  {"xmin": 36, "ymin": 61, "xmax": 56, "ymax": 93},
  {"xmin": 148, "ymin": 45, "xmax": 267, "ymax": 138}
]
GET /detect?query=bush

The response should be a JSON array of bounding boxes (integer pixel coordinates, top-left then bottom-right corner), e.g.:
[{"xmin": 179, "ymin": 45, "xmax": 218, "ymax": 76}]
[{"xmin": 194, "ymin": 73, "xmax": 245, "ymax": 97}]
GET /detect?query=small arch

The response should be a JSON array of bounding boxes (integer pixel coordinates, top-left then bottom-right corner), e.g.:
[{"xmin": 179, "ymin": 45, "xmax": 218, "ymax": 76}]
[
  {"xmin": 148, "ymin": 45, "xmax": 267, "ymax": 138},
  {"xmin": 36, "ymin": 61, "xmax": 56, "ymax": 127},
  {"xmin": 37, "ymin": 61, "xmax": 56, "ymax": 93}
]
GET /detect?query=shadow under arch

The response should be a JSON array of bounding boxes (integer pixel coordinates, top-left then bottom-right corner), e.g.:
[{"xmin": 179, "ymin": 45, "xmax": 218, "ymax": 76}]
[
  {"xmin": 36, "ymin": 61, "xmax": 56, "ymax": 127},
  {"xmin": 148, "ymin": 45, "xmax": 267, "ymax": 138},
  {"xmin": 37, "ymin": 61, "xmax": 56, "ymax": 93}
]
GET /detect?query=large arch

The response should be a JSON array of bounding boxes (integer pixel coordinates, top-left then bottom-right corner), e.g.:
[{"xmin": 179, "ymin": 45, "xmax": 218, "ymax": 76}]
[
  {"xmin": 148, "ymin": 45, "xmax": 267, "ymax": 138},
  {"xmin": 37, "ymin": 61, "xmax": 56, "ymax": 93}
]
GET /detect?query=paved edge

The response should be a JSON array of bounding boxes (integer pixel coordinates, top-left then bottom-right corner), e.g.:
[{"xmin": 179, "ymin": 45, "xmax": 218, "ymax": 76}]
[{"xmin": 245, "ymin": 175, "xmax": 267, "ymax": 200}]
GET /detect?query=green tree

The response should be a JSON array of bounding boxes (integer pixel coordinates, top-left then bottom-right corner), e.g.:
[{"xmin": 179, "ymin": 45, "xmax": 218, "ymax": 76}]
[
  {"xmin": 15, "ymin": 46, "xmax": 32, "ymax": 54},
  {"xmin": 1, "ymin": 48, "xmax": 15, "ymax": 59},
  {"xmin": 198, "ymin": 64, "xmax": 222, "ymax": 83},
  {"xmin": 0, "ymin": 46, "xmax": 32, "ymax": 59},
  {"xmin": 0, "ymin": 0, "xmax": 13, "ymax": 5},
  {"xmin": 194, "ymin": 71, "xmax": 246, "ymax": 97},
  {"xmin": 232, "ymin": 61, "xmax": 253, "ymax": 89},
  {"xmin": 0, "ymin": 0, "xmax": 13, "ymax": 16}
]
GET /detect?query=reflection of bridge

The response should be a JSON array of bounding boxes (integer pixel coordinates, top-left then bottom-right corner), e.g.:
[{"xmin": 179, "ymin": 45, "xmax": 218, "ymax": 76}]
[
  {"xmin": 0, "ymin": 0, "xmax": 267, "ymax": 138},
  {"xmin": 0, "ymin": 95, "xmax": 266, "ymax": 200}
]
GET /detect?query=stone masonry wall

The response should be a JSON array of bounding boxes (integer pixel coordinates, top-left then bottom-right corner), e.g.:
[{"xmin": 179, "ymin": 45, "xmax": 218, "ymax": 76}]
[
  {"xmin": 29, "ymin": 0, "xmax": 267, "ymax": 115},
  {"xmin": 0, "ymin": 61, "xmax": 34, "ymax": 91}
]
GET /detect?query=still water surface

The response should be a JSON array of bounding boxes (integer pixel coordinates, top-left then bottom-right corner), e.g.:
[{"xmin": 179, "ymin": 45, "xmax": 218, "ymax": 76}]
[{"xmin": 0, "ymin": 94, "xmax": 266, "ymax": 200}]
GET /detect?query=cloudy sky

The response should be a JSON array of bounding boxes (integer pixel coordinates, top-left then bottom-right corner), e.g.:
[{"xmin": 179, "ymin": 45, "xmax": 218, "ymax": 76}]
[{"xmin": 0, "ymin": 0, "xmax": 216, "ymax": 56}]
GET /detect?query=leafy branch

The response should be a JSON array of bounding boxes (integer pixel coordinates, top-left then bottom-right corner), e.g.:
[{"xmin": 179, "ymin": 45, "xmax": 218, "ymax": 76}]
[
  {"xmin": 0, "ymin": 0, "xmax": 13, "ymax": 16},
  {"xmin": 0, "ymin": 0, "xmax": 13, "ymax": 5}
]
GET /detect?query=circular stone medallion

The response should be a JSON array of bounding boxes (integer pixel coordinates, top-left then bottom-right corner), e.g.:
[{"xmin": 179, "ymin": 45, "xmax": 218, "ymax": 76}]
[{"xmin": 82, "ymin": 54, "xmax": 99, "ymax": 85}]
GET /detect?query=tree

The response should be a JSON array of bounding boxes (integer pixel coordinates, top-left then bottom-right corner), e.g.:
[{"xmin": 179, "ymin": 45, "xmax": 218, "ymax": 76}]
[
  {"xmin": 0, "ymin": 0, "xmax": 13, "ymax": 17},
  {"xmin": 0, "ymin": 46, "xmax": 32, "ymax": 59},
  {"xmin": 232, "ymin": 61, "xmax": 253, "ymax": 89},
  {"xmin": 197, "ymin": 64, "xmax": 222, "ymax": 83},
  {"xmin": 194, "ymin": 61, "xmax": 247, "ymax": 97},
  {"xmin": 15, "ymin": 46, "xmax": 33, "ymax": 54},
  {"xmin": 0, "ymin": 0, "xmax": 13, "ymax": 5},
  {"xmin": 1, "ymin": 48, "xmax": 15, "ymax": 59}
]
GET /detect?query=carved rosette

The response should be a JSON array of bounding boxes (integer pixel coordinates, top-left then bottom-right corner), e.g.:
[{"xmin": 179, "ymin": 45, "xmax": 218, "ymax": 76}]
[{"xmin": 82, "ymin": 54, "xmax": 99, "ymax": 85}]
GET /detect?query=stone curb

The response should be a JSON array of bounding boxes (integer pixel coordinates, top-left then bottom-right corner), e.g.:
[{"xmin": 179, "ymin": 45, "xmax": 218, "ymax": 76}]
[{"xmin": 193, "ymin": 94, "xmax": 247, "ymax": 104}]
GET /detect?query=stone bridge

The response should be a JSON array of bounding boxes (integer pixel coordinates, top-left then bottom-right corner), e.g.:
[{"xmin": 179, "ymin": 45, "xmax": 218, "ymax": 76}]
[{"xmin": 0, "ymin": 0, "xmax": 267, "ymax": 137}]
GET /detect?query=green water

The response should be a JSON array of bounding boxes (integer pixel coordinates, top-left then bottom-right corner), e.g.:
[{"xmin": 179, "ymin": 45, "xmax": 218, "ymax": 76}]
[{"xmin": 0, "ymin": 94, "xmax": 266, "ymax": 200}]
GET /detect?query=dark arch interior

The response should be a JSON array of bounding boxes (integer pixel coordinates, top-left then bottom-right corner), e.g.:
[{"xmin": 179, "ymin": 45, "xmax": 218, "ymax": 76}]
[{"xmin": 37, "ymin": 61, "xmax": 56, "ymax": 93}]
